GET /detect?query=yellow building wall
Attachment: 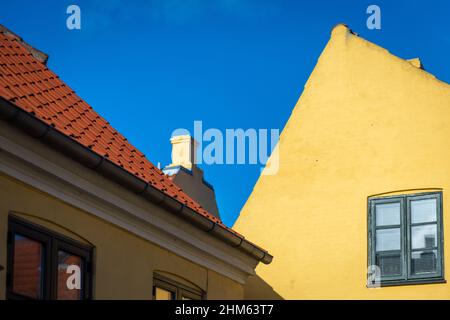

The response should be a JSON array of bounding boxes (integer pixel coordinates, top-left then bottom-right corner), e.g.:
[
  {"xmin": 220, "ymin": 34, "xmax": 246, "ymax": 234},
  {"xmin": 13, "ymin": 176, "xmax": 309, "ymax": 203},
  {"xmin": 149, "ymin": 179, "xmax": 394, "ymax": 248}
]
[
  {"xmin": 0, "ymin": 172, "xmax": 243, "ymax": 300},
  {"xmin": 234, "ymin": 24, "xmax": 450, "ymax": 299},
  {"xmin": 206, "ymin": 270, "xmax": 244, "ymax": 300}
]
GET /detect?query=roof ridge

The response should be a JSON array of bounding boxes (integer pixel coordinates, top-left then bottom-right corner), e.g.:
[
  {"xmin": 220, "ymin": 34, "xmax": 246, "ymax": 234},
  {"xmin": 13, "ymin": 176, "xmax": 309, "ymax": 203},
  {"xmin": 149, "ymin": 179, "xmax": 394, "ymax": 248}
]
[
  {"xmin": 0, "ymin": 24, "xmax": 49, "ymax": 64},
  {"xmin": 0, "ymin": 27, "xmax": 222, "ymax": 226},
  {"xmin": 329, "ymin": 23, "xmax": 450, "ymax": 87}
]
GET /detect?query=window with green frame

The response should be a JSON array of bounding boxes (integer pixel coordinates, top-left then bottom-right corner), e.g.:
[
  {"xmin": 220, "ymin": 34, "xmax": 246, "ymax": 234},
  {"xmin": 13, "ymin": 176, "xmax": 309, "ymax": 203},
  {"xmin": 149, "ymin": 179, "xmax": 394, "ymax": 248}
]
[{"xmin": 368, "ymin": 192, "xmax": 444, "ymax": 286}]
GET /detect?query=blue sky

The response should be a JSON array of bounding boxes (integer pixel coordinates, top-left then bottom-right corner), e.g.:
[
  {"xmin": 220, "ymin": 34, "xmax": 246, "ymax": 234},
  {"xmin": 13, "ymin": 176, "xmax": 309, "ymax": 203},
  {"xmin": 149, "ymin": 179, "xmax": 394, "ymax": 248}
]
[{"xmin": 1, "ymin": 0, "xmax": 449, "ymax": 226}]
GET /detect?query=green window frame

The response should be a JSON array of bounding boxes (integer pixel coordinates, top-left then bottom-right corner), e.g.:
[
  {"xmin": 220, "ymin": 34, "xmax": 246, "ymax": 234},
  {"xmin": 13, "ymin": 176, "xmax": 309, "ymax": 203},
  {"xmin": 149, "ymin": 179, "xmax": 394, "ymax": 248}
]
[{"xmin": 368, "ymin": 192, "xmax": 445, "ymax": 286}]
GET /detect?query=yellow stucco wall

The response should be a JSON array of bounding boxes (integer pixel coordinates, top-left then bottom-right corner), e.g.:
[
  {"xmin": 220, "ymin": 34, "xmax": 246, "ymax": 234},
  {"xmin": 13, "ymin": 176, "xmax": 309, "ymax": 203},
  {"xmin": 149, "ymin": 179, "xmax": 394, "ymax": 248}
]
[
  {"xmin": 0, "ymin": 172, "xmax": 243, "ymax": 300},
  {"xmin": 234, "ymin": 24, "xmax": 450, "ymax": 299}
]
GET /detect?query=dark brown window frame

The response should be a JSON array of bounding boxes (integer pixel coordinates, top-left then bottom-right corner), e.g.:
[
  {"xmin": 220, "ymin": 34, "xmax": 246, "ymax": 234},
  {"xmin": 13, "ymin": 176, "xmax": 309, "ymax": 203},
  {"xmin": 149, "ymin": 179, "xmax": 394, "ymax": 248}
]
[
  {"xmin": 153, "ymin": 273, "xmax": 204, "ymax": 300},
  {"xmin": 7, "ymin": 215, "xmax": 93, "ymax": 300}
]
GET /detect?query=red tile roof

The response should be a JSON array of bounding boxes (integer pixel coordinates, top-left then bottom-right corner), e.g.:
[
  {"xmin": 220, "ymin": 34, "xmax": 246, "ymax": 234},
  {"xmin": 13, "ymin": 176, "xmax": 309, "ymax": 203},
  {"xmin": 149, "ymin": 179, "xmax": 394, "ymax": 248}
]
[{"xmin": 0, "ymin": 25, "xmax": 227, "ymax": 229}]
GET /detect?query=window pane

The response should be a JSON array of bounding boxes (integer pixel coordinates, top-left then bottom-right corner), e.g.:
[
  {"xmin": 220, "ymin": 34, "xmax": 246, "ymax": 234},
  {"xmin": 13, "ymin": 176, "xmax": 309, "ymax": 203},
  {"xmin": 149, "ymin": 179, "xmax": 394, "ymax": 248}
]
[
  {"xmin": 376, "ymin": 253, "xmax": 402, "ymax": 276},
  {"xmin": 57, "ymin": 251, "xmax": 83, "ymax": 300},
  {"xmin": 411, "ymin": 250, "xmax": 437, "ymax": 274},
  {"xmin": 411, "ymin": 198, "xmax": 437, "ymax": 224},
  {"xmin": 155, "ymin": 287, "xmax": 174, "ymax": 300},
  {"xmin": 376, "ymin": 202, "xmax": 400, "ymax": 226},
  {"xmin": 412, "ymin": 224, "xmax": 437, "ymax": 249},
  {"xmin": 13, "ymin": 234, "xmax": 43, "ymax": 299},
  {"xmin": 376, "ymin": 228, "xmax": 400, "ymax": 251}
]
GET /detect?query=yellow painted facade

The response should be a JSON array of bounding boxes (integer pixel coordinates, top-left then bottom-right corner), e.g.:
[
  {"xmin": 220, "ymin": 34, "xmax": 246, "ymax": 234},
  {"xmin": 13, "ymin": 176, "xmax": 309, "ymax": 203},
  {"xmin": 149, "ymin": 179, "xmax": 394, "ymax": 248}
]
[
  {"xmin": 0, "ymin": 172, "xmax": 243, "ymax": 300},
  {"xmin": 234, "ymin": 24, "xmax": 450, "ymax": 299}
]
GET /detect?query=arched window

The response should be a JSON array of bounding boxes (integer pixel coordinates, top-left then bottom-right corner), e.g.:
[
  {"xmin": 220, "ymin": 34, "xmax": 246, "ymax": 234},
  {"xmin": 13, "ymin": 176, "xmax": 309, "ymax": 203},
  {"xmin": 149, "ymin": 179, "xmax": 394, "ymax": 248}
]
[
  {"xmin": 368, "ymin": 192, "xmax": 444, "ymax": 286},
  {"xmin": 153, "ymin": 273, "xmax": 203, "ymax": 300},
  {"xmin": 7, "ymin": 216, "xmax": 93, "ymax": 300}
]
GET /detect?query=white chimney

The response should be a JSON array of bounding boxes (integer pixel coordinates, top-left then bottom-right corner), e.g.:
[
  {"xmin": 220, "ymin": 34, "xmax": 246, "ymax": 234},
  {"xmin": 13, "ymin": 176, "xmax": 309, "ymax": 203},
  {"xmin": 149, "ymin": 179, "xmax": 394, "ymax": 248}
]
[
  {"xmin": 168, "ymin": 135, "xmax": 197, "ymax": 170},
  {"xmin": 163, "ymin": 134, "xmax": 220, "ymax": 219}
]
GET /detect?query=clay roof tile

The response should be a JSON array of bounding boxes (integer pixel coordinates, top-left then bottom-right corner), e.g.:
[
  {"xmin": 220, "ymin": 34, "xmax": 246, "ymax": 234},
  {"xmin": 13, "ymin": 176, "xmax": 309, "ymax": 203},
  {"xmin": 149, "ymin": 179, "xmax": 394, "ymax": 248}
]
[{"xmin": 0, "ymin": 25, "xmax": 232, "ymax": 232}]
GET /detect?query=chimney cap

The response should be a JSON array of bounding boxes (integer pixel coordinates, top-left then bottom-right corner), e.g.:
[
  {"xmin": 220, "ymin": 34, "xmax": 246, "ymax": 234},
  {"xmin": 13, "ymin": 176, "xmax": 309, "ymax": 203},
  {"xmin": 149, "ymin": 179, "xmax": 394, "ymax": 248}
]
[{"xmin": 170, "ymin": 134, "xmax": 198, "ymax": 144}]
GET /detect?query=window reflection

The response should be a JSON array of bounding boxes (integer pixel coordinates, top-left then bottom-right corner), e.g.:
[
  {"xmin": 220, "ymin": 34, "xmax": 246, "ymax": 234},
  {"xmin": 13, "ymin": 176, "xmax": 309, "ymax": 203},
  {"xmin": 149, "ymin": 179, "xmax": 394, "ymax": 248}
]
[
  {"xmin": 13, "ymin": 235, "xmax": 43, "ymax": 299},
  {"xmin": 411, "ymin": 225, "xmax": 437, "ymax": 249},
  {"xmin": 376, "ymin": 228, "xmax": 400, "ymax": 251},
  {"xmin": 412, "ymin": 250, "xmax": 437, "ymax": 274},
  {"xmin": 376, "ymin": 203, "xmax": 400, "ymax": 226},
  {"xmin": 8, "ymin": 218, "xmax": 93, "ymax": 300},
  {"xmin": 376, "ymin": 253, "xmax": 402, "ymax": 276},
  {"xmin": 411, "ymin": 199, "xmax": 437, "ymax": 224},
  {"xmin": 155, "ymin": 287, "xmax": 175, "ymax": 300},
  {"xmin": 369, "ymin": 193, "xmax": 443, "ymax": 284}
]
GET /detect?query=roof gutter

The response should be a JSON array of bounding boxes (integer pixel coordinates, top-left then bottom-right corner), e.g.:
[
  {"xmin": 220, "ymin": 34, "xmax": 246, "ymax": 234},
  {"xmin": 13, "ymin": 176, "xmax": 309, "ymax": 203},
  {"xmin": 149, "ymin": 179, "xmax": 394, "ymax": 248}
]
[{"xmin": 0, "ymin": 97, "xmax": 273, "ymax": 265}]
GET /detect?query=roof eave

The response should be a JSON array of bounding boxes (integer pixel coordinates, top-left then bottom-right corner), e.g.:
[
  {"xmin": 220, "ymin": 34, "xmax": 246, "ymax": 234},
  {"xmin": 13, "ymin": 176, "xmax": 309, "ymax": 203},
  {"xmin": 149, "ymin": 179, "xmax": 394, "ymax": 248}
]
[{"xmin": 0, "ymin": 96, "xmax": 273, "ymax": 265}]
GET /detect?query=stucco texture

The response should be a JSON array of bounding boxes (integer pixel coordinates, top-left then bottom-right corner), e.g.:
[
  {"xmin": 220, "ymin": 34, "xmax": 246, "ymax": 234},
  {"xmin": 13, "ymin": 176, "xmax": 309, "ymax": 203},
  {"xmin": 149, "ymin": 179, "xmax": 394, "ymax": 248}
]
[
  {"xmin": 234, "ymin": 25, "xmax": 450, "ymax": 299},
  {"xmin": 0, "ymin": 173, "xmax": 243, "ymax": 300}
]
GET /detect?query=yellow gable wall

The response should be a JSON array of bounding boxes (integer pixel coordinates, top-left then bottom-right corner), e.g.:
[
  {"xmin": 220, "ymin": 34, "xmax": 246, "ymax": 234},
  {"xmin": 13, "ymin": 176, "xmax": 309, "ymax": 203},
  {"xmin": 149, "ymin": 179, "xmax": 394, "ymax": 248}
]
[
  {"xmin": 234, "ymin": 24, "xmax": 450, "ymax": 299},
  {"xmin": 0, "ymin": 172, "xmax": 243, "ymax": 300}
]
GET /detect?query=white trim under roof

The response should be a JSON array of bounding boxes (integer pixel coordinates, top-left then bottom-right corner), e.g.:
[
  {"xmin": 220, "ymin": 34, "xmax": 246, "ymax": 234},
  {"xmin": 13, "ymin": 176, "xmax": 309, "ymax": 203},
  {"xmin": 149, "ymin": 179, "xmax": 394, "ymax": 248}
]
[{"xmin": 0, "ymin": 123, "xmax": 258, "ymax": 284}]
